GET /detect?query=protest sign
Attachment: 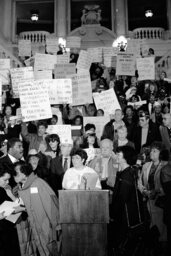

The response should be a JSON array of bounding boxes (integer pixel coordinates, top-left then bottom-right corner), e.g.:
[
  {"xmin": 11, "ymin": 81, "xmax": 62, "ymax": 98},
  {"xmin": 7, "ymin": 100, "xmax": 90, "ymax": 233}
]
[
  {"xmin": 83, "ymin": 116, "xmax": 110, "ymax": 139},
  {"xmin": 46, "ymin": 37, "xmax": 59, "ymax": 54},
  {"xmin": 76, "ymin": 50, "xmax": 92, "ymax": 71},
  {"xmin": 93, "ymin": 88, "xmax": 121, "ymax": 115},
  {"xmin": 116, "ymin": 53, "xmax": 136, "ymax": 76},
  {"xmin": 18, "ymin": 39, "xmax": 31, "ymax": 57},
  {"xmin": 70, "ymin": 73, "xmax": 93, "ymax": 106},
  {"xmin": 34, "ymin": 70, "xmax": 52, "ymax": 80},
  {"xmin": 54, "ymin": 63, "xmax": 76, "ymax": 79},
  {"xmin": 46, "ymin": 79, "xmax": 72, "ymax": 104},
  {"xmin": 46, "ymin": 125, "xmax": 72, "ymax": 143},
  {"xmin": 56, "ymin": 53, "xmax": 70, "ymax": 64},
  {"xmin": 34, "ymin": 53, "xmax": 57, "ymax": 71},
  {"xmin": 18, "ymin": 80, "xmax": 52, "ymax": 122},
  {"xmin": 87, "ymin": 47, "xmax": 103, "ymax": 63},
  {"xmin": 126, "ymin": 39, "xmax": 141, "ymax": 57},
  {"xmin": 0, "ymin": 70, "xmax": 10, "ymax": 85},
  {"xmin": 0, "ymin": 80, "xmax": 2, "ymax": 111},
  {"xmin": 103, "ymin": 47, "xmax": 118, "ymax": 67},
  {"xmin": 136, "ymin": 57, "xmax": 155, "ymax": 80},
  {"xmin": 66, "ymin": 36, "xmax": 81, "ymax": 48},
  {"xmin": 10, "ymin": 67, "xmax": 34, "ymax": 97},
  {"xmin": 31, "ymin": 44, "xmax": 45, "ymax": 56},
  {"xmin": 0, "ymin": 59, "xmax": 10, "ymax": 70}
]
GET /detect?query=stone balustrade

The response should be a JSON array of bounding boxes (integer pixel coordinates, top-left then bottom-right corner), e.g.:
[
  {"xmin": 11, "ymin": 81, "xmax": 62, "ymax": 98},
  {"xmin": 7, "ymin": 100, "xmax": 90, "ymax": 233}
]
[
  {"xmin": 133, "ymin": 27, "xmax": 165, "ymax": 39},
  {"xmin": 19, "ymin": 31, "xmax": 50, "ymax": 43}
]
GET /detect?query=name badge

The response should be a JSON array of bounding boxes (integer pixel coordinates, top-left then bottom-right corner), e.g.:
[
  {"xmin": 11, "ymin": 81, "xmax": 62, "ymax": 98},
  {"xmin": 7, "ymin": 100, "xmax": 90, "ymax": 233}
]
[{"xmin": 30, "ymin": 187, "xmax": 38, "ymax": 194}]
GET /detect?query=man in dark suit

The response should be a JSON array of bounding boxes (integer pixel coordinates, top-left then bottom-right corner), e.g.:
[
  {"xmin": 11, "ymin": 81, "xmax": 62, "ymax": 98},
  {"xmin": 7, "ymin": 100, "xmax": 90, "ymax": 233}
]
[
  {"xmin": 0, "ymin": 137, "xmax": 24, "ymax": 187},
  {"xmin": 130, "ymin": 111, "xmax": 161, "ymax": 154}
]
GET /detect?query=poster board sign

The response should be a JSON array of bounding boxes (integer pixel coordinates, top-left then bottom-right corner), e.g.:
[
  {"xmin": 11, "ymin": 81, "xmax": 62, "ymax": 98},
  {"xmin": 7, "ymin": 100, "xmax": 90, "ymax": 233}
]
[
  {"xmin": 47, "ymin": 79, "xmax": 72, "ymax": 104},
  {"xmin": 18, "ymin": 80, "xmax": 52, "ymax": 122},
  {"xmin": 46, "ymin": 125, "xmax": 72, "ymax": 143},
  {"xmin": 136, "ymin": 57, "xmax": 155, "ymax": 81},
  {"xmin": 116, "ymin": 53, "xmax": 136, "ymax": 76},
  {"xmin": 0, "ymin": 59, "xmax": 10, "ymax": 70},
  {"xmin": 56, "ymin": 53, "xmax": 70, "ymax": 64},
  {"xmin": 126, "ymin": 39, "xmax": 141, "ymax": 57},
  {"xmin": 66, "ymin": 36, "xmax": 81, "ymax": 48},
  {"xmin": 46, "ymin": 37, "xmax": 59, "ymax": 54},
  {"xmin": 34, "ymin": 70, "xmax": 52, "ymax": 80},
  {"xmin": 76, "ymin": 50, "xmax": 92, "ymax": 71},
  {"xmin": 70, "ymin": 73, "xmax": 93, "ymax": 106},
  {"xmin": 103, "ymin": 47, "xmax": 118, "ymax": 67},
  {"xmin": 54, "ymin": 63, "xmax": 76, "ymax": 79},
  {"xmin": 87, "ymin": 48, "xmax": 103, "ymax": 63},
  {"xmin": 18, "ymin": 39, "xmax": 31, "ymax": 57},
  {"xmin": 10, "ymin": 67, "xmax": 34, "ymax": 97},
  {"xmin": 93, "ymin": 88, "xmax": 121, "ymax": 115},
  {"xmin": 0, "ymin": 70, "xmax": 10, "ymax": 85},
  {"xmin": 83, "ymin": 116, "xmax": 110, "ymax": 139},
  {"xmin": 34, "ymin": 53, "xmax": 57, "ymax": 71}
]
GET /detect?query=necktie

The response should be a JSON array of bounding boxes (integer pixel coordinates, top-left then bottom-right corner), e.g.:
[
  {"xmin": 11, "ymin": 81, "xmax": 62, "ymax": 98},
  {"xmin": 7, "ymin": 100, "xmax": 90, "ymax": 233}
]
[{"xmin": 63, "ymin": 158, "xmax": 68, "ymax": 172}]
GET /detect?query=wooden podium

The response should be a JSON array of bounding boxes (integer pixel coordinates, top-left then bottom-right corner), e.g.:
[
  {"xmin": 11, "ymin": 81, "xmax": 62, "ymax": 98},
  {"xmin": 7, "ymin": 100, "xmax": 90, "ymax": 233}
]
[{"xmin": 59, "ymin": 190, "xmax": 109, "ymax": 256}]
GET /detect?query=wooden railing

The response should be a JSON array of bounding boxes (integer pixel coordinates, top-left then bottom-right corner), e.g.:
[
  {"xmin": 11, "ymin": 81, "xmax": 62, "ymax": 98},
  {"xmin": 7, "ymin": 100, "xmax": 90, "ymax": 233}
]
[
  {"xmin": 19, "ymin": 31, "xmax": 50, "ymax": 43},
  {"xmin": 133, "ymin": 27, "xmax": 165, "ymax": 39}
]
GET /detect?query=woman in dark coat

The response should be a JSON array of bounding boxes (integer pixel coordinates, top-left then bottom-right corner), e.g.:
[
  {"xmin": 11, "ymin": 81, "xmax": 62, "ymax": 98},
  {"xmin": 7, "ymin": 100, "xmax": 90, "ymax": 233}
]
[
  {"xmin": 111, "ymin": 146, "xmax": 144, "ymax": 255},
  {"xmin": 0, "ymin": 166, "xmax": 21, "ymax": 256}
]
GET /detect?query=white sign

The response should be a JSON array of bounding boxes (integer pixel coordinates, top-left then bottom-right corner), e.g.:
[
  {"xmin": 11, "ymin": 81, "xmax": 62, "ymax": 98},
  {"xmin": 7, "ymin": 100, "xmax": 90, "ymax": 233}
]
[
  {"xmin": 103, "ymin": 47, "xmax": 118, "ymax": 67},
  {"xmin": 34, "ymin": 53, "xmax": 57, "ymax": 71},
  {"xmin": 116, "ymin": 53, "xmax": 136, "ymax": 76},
  {"xmin": 83, "ymin": 116, "xmax": 110, "ymax": 139},
  {"xmin": 126, "ymin": 39, "xmax": 141, "ymax": 57},
  {"xmin": 10, "ymin": 67, "xmax": 34, "ymax": 97},
  {"xmin": 54, "ymin": 63, "xmax": 76, "ymax": 79},
  {"xmin": 0, "ymin": 70, "xmax": 10, "ymax": 85},
  {"xmin": 76, "ymin": 50, "xmax": 92, "ymax": 71},
  {"xmin": 66, "ymin": 36, "xmax": 81, "ymax": 48},
  {"xmin": 0, "ymin": 59, "xmax": 10, "ymax": 70},
  {"xmin": 70, "ymin": 73, "xmax": 93, "ymax": 106},
  {"xmin": 0, "ymin": 80, "xmax": 2, "ymax": 111},
  {"xmin": 34, "ymin": 70, "xmax": 52, "ymax": 80},
  {"xmin": 136, "ymin": 57, "xmax": 155, "ymax": 81},
  {"xmin": 18, "ymin": 80, "xmax": 52, "ymax": 122},
  {"xmin": 46, "ymin": 125, "xmax": 72, "ymax": 143},
  {"xmin": 18, "ymin": 39, "xmax": 31, "ymax": 57},
  {"xmin": 31, "ymin": 44, "xmax": 45, "ymax": 56},
  {"xmin": 56, "ymin": 53, "xmax": 70, "ymax": 64},
  {"xmin": 46, "ymin": 37, "xmax": 59, "ymax": 54},
  {"xmin": 93, "ymin": 88, "xmax": 121, "ymax": 115}
]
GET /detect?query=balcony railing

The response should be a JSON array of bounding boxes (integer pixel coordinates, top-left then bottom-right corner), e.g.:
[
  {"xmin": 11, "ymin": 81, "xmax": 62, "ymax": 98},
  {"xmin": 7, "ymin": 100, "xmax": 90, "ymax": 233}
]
[
  {"xmin": 133, "ymin": 27, "xmax": 165, "ymax": 39},
  {"xmin": 19, "ymin": 31, "xmax": 50, "ymax": 43}
]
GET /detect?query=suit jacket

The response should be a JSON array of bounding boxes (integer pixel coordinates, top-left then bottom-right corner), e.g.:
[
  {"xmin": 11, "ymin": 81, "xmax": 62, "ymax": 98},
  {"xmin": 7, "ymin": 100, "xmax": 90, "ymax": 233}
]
[
  {"xmin": 130, "ymin": 121, "xmax": 161, "ymax": 154},
  {"xmin": 159, "ymin": 125, "xmax": 171, "ymax": 152}
]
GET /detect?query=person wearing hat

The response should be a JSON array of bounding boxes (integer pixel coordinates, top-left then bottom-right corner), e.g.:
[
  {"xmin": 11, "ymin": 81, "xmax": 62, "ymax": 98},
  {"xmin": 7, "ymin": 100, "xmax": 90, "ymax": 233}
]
[
  {"xmin": 150, "ymin": 101, "xmax": 163, "ymax": 127},
  {"xmin": 130, "ymin": 111, "xmax": 161, "ymax": 154}
]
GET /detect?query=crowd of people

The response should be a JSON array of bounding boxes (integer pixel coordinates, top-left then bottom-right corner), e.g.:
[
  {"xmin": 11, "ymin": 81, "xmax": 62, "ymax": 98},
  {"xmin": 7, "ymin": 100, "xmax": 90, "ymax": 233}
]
[{"xmin": 0, "ymin": 47, "xmax": 171, "ymax": 256}]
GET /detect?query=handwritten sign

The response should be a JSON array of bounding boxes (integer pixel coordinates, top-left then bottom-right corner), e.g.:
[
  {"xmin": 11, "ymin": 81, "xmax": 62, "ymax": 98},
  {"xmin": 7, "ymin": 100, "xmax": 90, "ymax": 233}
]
[
  {"xmin": 103, "ymin": 47, "xmax": 118, "ymax": 67},
  {"xmin": 10, "ymin": 67, "xmax": 34, "ymax": 97},
  {"xmin": 54, "ymin": 63, "xmax": 76, "ymax": 78},
  {"xmin": 70, "ymin": 73, "xmax": 93, "ymax": 106},
  {"xmin": 116, "ymin": 53, "xmax": 136, "ymax": 76},
  {"xmin": 66, "ymin": 36, "xmax": 81, "ymax": 48},
  {"xmin": 83, "ymin": 116, "xmax": 110, "ymax": 139},
  {"xmin": 76, "ymin": 50, "xmax": 92, "ymax": 71},
  {"xmin": 46, "ymin": 79, "xmax": 72, "ymax": 104},
  {"xmin": 56, "ymin": 53, "xmax": 70, "ymax": 64},
  {"xmin": 136, "ymin": 57, "xmax": 155, "ymax": 81},
  {"xmin": 87, "ymin": 47, "xmax": 103, "ymax": 63},
  {"xmin": 18, "ymin": 39, "xmax": 31, "ymax": 57},
  {"xmin": 18, "ymin": 80, "xmax": 52, "ymax": 122},
  {"xmin": 46, "ymin": 125, "xmax": 72, "ymax": 143},
  {"xmin": 93, "ymin": 88, "xmax": 121, "ymax": 115},
  {"xmin": 34, "ymin": 53, "xmax": 57, "ymax": 71}
]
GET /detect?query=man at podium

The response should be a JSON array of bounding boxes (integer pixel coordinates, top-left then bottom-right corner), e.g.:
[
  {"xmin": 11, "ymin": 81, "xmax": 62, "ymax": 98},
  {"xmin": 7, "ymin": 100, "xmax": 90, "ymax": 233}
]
[{"xmin": 62, "ymin": 148, "xmax": 101, "ymax": 190}]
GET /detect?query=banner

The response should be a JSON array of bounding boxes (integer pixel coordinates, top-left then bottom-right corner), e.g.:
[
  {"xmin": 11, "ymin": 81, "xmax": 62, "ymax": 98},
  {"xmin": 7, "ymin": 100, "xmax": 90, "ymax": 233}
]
[
  {"xmin": 116, "ymin": 53, "xmax": 136, "ymax": 76},
  {"xmin": 136, "ymin": 57, "xmax": 155, "ymax": 80},
  {"xmin": 18, "ymin": 80, "xmax": 52, "ymax": 122},
  {"xmin": 70, "ymin": 73, "xmax": 93, "ymax": 106},
  {"xmin": 93, "ymin": 88, "xmax": 121, "ymax": 115},
  {"xmin": 10, "ymin": 67, "xmax": 34, "ymax": 97}
]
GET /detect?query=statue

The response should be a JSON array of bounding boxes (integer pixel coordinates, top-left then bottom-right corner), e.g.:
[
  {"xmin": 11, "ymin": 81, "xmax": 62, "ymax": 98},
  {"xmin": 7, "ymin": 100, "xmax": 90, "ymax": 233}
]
[{"xmin": 81, "ymin": 5, "xmax": 102, "ymax": 25}]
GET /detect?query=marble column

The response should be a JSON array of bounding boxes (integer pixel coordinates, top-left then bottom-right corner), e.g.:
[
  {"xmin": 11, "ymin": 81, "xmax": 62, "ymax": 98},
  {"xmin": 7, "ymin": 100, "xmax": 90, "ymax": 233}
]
[
  {"xmin": 166, "ymin": 0, "xmax": 171, "ymax": 31},
  {"xmin": 0, "ymin": 0, "xmax": 12, "ymax": 41},
  {"xmin": 55, "ymin": 0, "xmax": 67, "ymax": 38},
  {"xmin": 114, "ymin": 0, "xmax": 127, "ymax": 37}
]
